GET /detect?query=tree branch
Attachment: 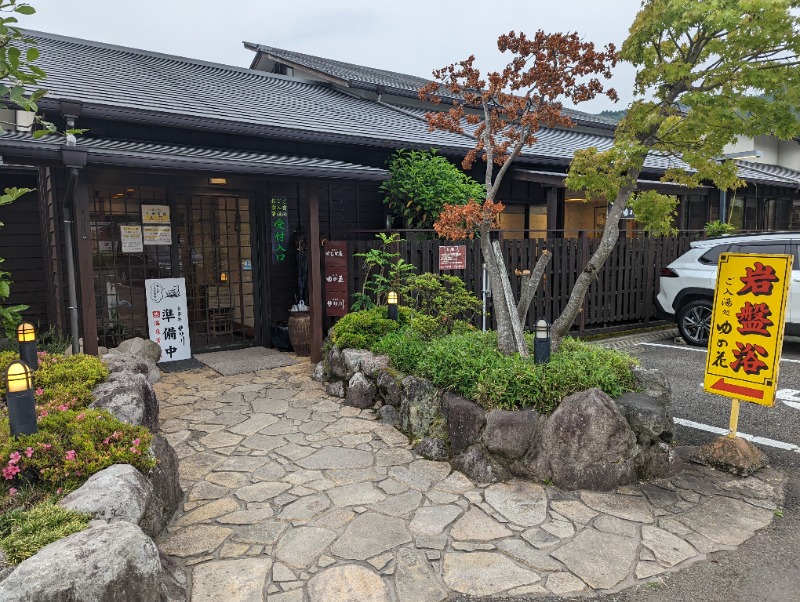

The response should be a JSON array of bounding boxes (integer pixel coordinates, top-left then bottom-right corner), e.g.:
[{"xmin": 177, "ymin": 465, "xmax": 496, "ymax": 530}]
[{"xmin": 516, "ymin": 250, "xmax": 552, "ymax": 322}]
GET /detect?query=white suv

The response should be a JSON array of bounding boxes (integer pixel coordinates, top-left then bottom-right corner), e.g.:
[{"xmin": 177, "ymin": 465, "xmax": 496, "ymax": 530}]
[{"xmin": 656, "ymin": 233, "xmax": 800, "ymax": 346}]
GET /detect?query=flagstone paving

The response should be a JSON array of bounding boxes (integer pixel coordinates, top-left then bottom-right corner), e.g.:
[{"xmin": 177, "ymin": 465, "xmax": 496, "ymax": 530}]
[{"xmin": 155, "ymin": 361, "xmax": 784, "ymax": 601}]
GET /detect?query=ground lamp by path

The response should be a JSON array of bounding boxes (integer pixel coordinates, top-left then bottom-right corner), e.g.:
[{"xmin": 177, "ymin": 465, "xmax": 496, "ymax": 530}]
[
  {"xmin": 6, "ymin": 361, "xmax": 38, "ymax": 437},
  {"xmin": 17, "ymin": 322, "xmax": 38, "ymax": 371},
  {"xmin": 534, "ymin": 318, "xmax": 551, "ymax": 364},
  {"xmin": 387, "ymin": 291, "xmax": 399, "ymax": 321}
]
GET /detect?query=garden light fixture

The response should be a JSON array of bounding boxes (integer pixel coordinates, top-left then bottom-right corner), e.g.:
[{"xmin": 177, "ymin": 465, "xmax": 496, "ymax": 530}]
[
  {"xmin": 16, "ymin": 322, "xmax": 38, "ymax": 371},
  {"xmin": 387, "ymin": 291, "xmax": 398, "ymax": 321},
  {"xmin": 5, "ymin": 360, "xmax": 38, "ymax": 437},
  {"xmin": 534, "ymin": 318, "xmax": 551, "ymax": 364}
]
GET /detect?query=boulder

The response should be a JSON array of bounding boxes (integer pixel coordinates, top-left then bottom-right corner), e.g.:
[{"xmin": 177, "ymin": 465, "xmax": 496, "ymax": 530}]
[
  {"xmin": 376, "ymin": 370, "xmax": 401, "ymax": 407},
  {"xmin": 312, "ymin": 361, "xmax": 328, "ymax": 382},
  {"xmin": 400, "ymin": 376, "xmax": 444, "ymax": 440},
  {"xmin": 452, "ymin": 445, "xmax": 507, "ymax": 484},
  {"xmin": 632, "ymin": 365, "xmax": 671, "ymax": 404},
  {"xmin": 614, "ymin": 392, "xmax": 674, "ymax": 446},
  {"xmin": 142, "ymin": 434, "xmax": 183, "ymax": 538},
  {"xmin": 415, "ymin": 437, "xmax": 450, "ymax": 461},
  {"xmin": 635, "ymin": 442, "xmax": 683, "ymax": 481},
  {"xmin": 102, "ymin": 353, "xmax": 160, "ymax": 385},
  {"xmin": 483, "ymin": 409, "xmax": 541, "ymax": 459},
  {"xmin": 115, "ymin": 337, "xmax": 162, "ymax": 363},
  {"xmin": 345, "ymin": 372, "xmax": 378, "ymax": 409},
  {"xmin": 362, "ymin": 354, "xmax": 390, "ymax": 378},
  {"xmin": 342, "ymin": 349, "xmax": 373, "ymax": 378},
  {"xmin": 91, "ymin": 371, "xmax": 159, "ymax": 432},
  {"xmin": 441, "ymin": 393, "xmax": 485, "ymax": 456},
  {"xmin": 691, "ymin": 435, "xmax": 769, "ymax": 477},
  {"xmin": 58, "ymin": 464, "xmax": 153, "ymax": 528},
  {"xmin": 326, "ymin": 381, "xmax": 346, "ymax": 398},
  {"xmin": 0, "ymin": 522, "xmax": 162, "ymax": 602},
  {"xmin": 327, "ymin": 346, "xmax": 347, "ymax": 380},
  {"xmin": 378, "ymin": 405, "xmax": 399, "ymax": 426},
  {"xmin": 524, "ymin": 388, "xmax": 638, "ymax": 491},
  {"xmin": 160, "ymin": 550, "xmax": 188, "ymax": 602}
]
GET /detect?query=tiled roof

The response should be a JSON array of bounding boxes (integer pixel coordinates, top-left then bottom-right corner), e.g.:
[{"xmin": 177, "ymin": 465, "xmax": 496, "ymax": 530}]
[
  {"xmin": 0, "ymin": 132, "xmax": 389, "ymax": 180},
  {"xmin": 23, "ymin": 31, "xmax": 475, "ymax": 152},
  {"xmin": 735, "ymin": 160, "xmax": 800, "ymax": 187},
  {"xmin": 245, "ymin": 43, "xmax": 620, "ymax": 129}
]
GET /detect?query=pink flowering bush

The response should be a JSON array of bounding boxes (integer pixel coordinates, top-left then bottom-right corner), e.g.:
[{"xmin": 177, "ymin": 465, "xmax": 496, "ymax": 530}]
[{"xmin": 0, "ymin": 409, "xmax": 154, "ymax": 491}]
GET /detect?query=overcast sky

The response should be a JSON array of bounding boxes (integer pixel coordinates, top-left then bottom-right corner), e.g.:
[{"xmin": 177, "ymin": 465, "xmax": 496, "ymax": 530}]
[{"xmin": 26, "ymin": 0, "xmax": 642, "ymax": 112}]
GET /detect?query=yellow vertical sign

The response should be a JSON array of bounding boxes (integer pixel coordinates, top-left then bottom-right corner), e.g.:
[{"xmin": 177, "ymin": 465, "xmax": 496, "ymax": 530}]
[{"xmin": 704, "ymin": 253, "xmax": 793, "ymax": 407}]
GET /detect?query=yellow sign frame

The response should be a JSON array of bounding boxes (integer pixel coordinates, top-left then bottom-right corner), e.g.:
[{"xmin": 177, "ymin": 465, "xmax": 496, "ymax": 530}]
[{"xmin": 703, "ymin": 253, "xmax": 793, "ymax": 407}]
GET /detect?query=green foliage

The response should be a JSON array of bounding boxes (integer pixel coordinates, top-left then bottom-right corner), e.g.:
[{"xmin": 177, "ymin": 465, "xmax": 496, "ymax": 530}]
[
  {"xmin": 0, "ymin": 408, "xmax": 155, "ymax": 490},
  {"xmin": 0, "ymin": 189, "xmax": 32, "ymax": 338},
  {"xmin": 34, "ymin": 325, "xmax": 72, "ymax": 355},
  {"xmin": 0, "ymin": 501, "xmax": 89, "ymax": 563},
  {"xmin": 0, "ymin": 352, "xmax": 108, "ymax": 410},
  {"xmin": 704, "ymin": 220, "xmax": 736, "ymax": 237},
  {"xmin": 627, "ymin": 190, "xmax": 679, "ymax": 236},
  {"xmin": 401, "ymin": 272, "xmax": 482, "ymax": 337},
  {"xmin": 330, "ymin": 306, "xmax": 409, "ymax": 350},
  {"xmin": 352, "ymin": 233, "xmax": 416, "ymax": 310},
  {"xmin": 375, "ymin": 330, "xmax": 636, "ymax": 412},
  {"xmin": 381, "ymin": 149, "xmax": 484, "ymax": 229}
]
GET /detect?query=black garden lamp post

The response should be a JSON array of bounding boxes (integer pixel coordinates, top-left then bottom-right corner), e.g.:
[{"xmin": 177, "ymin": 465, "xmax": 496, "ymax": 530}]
[
  {"xmin": 387, "ymin": 291, "xmax": 399, "ymax": 321},
  {"xmin": 534, "ymin": 318, "xmax": 551, "ymax": 364},
  {"xmin": 16, "ymin": 322, "xmax": 38, "ymax": 371},
  {"xmin": 6, "ymin": 360, "xmax": 38, "ymax": 437}
]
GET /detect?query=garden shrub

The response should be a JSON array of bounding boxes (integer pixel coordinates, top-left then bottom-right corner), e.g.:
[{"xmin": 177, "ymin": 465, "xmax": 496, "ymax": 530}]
[
  {"xmin": 0, "ymin": 501, "xmax": 89, "ymax": 563},
  {"xmin": 330, "ymin": 306, "xmax": 409, "ymax": 350},
  {"xmin": 1, "ymin": 409, "xmax": 154, "ymax": 491},
  {"xmin": 401, "ymin": 272, "xmax": 482, "ymax": 337},
  {"xmin": 370, "ymin": 328, "xmax": 427, "ymax": 374}
]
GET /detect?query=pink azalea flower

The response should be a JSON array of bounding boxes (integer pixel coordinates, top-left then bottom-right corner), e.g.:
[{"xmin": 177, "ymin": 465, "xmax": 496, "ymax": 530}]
[
  {"xmin": 132, "ymin": 438, "xmax": 141, "ymax": 446},
  {"xmin": 25, "ymin": 447, "xmax": 33, "ymax": 458},
  {"xmin": 57, "ymin": 405, "xmax": 68, "ymax": 412},
  {"xmin": 76, "ymin": 413, "xmax": 85, "ymax": 421},
  {"xmin": 8, "ymin": 452, "xmax": 20, "ymax": 464},
  {"xmin": 56, "ymin": 487, "xmax": 63, "ymax": 495},
  {"xmin": 8, "ymin": 488, "xmax": 17, "ymax": 496},
  {"xmin": 35, "ymin": 388, "xmax": 44, "ymax": 396},
  {"xmin": 40, "ymin": 443, "xmax": 52, "ymax": 450},
  {"xmin": 2, "ymin": 465, "xmax": 20, "ymax": 480},
  {"xmin": 65, "ymin": 450, "xmax": 76, "ymax": 461}
]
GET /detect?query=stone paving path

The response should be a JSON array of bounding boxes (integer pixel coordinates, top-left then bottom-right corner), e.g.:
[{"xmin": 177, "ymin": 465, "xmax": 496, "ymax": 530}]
[{"xmin": 154, "ymin": 360, "xmax": 784, "ymax": 601}]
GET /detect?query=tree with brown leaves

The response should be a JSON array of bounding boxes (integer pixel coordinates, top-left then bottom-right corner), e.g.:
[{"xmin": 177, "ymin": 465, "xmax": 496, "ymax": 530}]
[{"xmin": 420, "ymin": 30, "xmax": 617, "ymax": 356}]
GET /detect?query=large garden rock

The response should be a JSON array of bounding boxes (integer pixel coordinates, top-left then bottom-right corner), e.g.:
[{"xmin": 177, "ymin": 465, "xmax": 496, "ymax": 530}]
[
  {"xmin": 326, "ymin": 380, "xmax": 346, "ymax": 398},
  {"xmin": 91, "ymin": 371, "xmax": 159, "ymax": 432},
  {"xmin": 102, "ymin": 353, "xmax": 160, "ymax": 385},
  {"xmin": 312, "ymin": 361, "xmax": 328, "ymax": 382},
  {"xmin": 160, "ymin": 550, "xmax": 188, "ymax": 602},
  {"xmin": 58, "ymin": 464, "xmax": 153, "ymax": 528},
  {"xmin": 142, "ymin": 433, "xmax": 183, "ymax": 538},
  {"xmin": 524, "ymin": 388, "xmax": 638, "ymax": 491},
  {"xmin": 377, "ymin": 370, "xmax": 401, "ymax": 407},
  {"xmin": 614, "ymin": 392, "xmax": 674, "ymax": 446},
  {"xmin": 327, "ymin": 346, "xmax": 347, "ymax": 380},
  {"xmin": 636, "ymin": 441, "xmax": 683, "ymax": 480},
  {"xmin": 0, "ymin": 522, "xmax": 162, "ymax": 601},
  {"xmin": 483, "ymin": 409, "xmax": 542, "ymax": 459},
  {"xmin": 343, "ymin": 348, "xmax": 373, "ymax": 378},
  {"xmin": 452, "ymin": 444, "xmax": 508, "ymax": 484},
  {"xmin": 400, "ymin": 376, "xmax": 444, "ymax": 441},
  {"xmin": 415, "ymin": 437, "xmax": 449, "ymax": 461},
  {"xmin": 632, "ymin": 365, "xmax": 671, "ymax": 404},
  {"xmin": 441, "ymin": 393, "xmax": 485, "ymax": 456},
  {"xmin": 362, "ymin": 354, "xmax": 390, "ymax": 378},
  {"xmin": 346, "ymin": 372, "xmax": 378, "ymax": 409},
  {"xmin": 115, "ymin": 337, "xmax": 162, "ymax": 363}
]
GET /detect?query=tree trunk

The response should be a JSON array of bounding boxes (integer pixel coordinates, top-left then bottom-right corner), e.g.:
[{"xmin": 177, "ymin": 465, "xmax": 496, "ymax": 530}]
[
  {"xmin": 550, "ymin": 171, "xmax": 641, "ymax": 352},
  {"xmin": 517, "ymin": 250, "xmax": 552, "ymax": 322},
  {"xmin": 481, "ymin": 233, "xmax": 518, "ymax": 354},
  {"xmin": 492, "ymin": 241, "xmax": 528, "ymax": 356}
]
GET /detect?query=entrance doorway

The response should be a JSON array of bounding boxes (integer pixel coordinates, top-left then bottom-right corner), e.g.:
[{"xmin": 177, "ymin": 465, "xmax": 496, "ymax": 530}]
[{"xmin": 90, "ymin": 184, "xmax": 256, "ymax": 352}]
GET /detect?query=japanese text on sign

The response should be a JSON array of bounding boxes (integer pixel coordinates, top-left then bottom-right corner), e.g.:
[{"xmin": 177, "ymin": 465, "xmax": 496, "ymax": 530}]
[
  {"xmin": 141, "ymin": 205, "xmax": 170, "ymax": 224},
  {"xmin": 324, "ymin": 241, "xmax": 348, "ymax": 317},
  {"xmin": 439, "ymin": 245, "xmax": 467, "ymax": 271},
  {"xmin": 145, "ymin": 278, "xmax": 192, "ymax": 362},
  {"xmin": 271, "ymin": 197, "xmax": 288, "ymax": 264},
  {"xmin": 704, "ymin": 253, "xmax": 793, "ymax": 406}
]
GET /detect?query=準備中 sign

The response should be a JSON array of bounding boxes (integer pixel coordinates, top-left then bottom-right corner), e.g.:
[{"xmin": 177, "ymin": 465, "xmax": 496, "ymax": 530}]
[
  {"xmin": 704, "ymin": 253, "xmax": 794, "ymax": 406},
  {"xmin": 145, "ymin": 277, "xmax": 191, "ymax": 362}
]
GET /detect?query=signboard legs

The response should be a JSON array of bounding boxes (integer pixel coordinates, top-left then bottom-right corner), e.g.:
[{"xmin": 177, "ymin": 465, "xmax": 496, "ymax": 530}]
[{"xmin": 728, "ymin": 399, "xmax": 740, "ymax": 439}]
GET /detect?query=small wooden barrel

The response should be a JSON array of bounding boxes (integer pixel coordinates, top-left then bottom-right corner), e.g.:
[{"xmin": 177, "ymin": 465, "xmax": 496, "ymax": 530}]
[{"xmin": 287, "ymin": 311, "xmax": 311, "ymax": 356}]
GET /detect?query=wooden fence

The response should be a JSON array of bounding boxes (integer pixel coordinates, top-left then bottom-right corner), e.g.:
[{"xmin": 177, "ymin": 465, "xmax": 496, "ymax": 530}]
[{"xmin": 341, "ymin": 234, "xmax": 694, "ymax": 333}]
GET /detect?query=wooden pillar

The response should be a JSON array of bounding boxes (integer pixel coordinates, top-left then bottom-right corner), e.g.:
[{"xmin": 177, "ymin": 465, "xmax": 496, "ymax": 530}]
[
  {"xmin": 307, "ymin": 182, "xmax": 323, "ymax": 363},
  {"xmin": 546, "ymin": 186, "xmax": 564, "ymax": 237},
  {"xmin": 73, "ymin": 176, "xmax": 98, "ymax": 355}
]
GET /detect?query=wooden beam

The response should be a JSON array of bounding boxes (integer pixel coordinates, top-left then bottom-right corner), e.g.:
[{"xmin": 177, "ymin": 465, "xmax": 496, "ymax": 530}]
[
  {"xmin": 308, "ymin": 182, "xmax": 323, "ymax": 363},
  {"xmin": 73, "ymin": 177, "xmax": 98, "ymax": 355}
]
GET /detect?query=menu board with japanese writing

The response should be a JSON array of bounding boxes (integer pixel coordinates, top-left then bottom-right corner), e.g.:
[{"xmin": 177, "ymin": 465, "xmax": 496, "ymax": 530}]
[
  {"xmin": 141, "ymin": 205, "xmax": 170, "ymax": 224},
  {"xmin": 271, "ymin": 197, "xmax": 288, "ymax": 264},
  {"xmin": 439, "ymin": 245, "xmax": 467, "ymax": 270},
  {"xmin": 704, "ymin": 253, "xmax": 793, "ymax": 406},
  {"xmin": 324, "ymin": 241, "xmax": 348, "ymax": 317},
  {"xmin": 120, "ymin": 225, "xmax": 144, "ymax": 253},
  {"xmin": 145, "ymin": 277, "xmax": 192, "ymax": 362}
]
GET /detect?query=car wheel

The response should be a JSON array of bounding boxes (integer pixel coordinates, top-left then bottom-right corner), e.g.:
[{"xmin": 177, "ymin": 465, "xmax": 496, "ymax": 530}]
[{"xmin": 678, "ymin": 299, "xmax": 713, "ymax": 346}]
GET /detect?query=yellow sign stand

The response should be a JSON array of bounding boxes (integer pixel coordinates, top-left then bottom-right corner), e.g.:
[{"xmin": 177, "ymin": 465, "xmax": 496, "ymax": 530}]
[{"xmin": 704, "ymin": 253, "xmax": 793, "ymax": 435}]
